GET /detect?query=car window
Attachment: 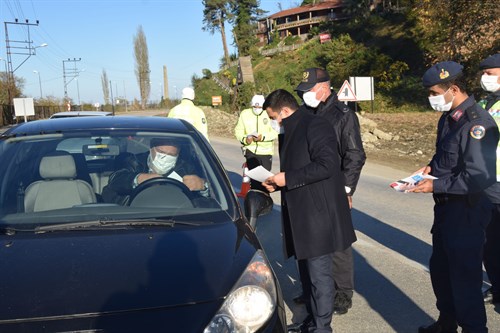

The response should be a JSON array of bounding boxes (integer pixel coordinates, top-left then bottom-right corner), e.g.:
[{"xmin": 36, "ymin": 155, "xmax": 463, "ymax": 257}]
[{"xmin": 0, "ymin": 130, "xmax": 235, "ymax": 229}]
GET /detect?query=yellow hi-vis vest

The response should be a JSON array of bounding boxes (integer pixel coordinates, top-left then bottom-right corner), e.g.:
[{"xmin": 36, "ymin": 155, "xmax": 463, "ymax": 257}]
[
  {"xmin": 479, "ymin": 98, "xmax": 500, "ymax": 182},
  {"xmin": 234, "ymin": 108, "xmax": 278, "ymax": 156},
  {"xmin": 168, "ymin": 99, "xmax": 209, "ymax": 141}
]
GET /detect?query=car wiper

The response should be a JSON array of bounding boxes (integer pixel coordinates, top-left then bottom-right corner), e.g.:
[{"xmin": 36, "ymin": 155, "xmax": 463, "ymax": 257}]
[
  {"xmin": 35, "ymin": 218, "xmax": 206, "ymax": 232},
  {"xmin": 0, "ymin": 226, "xmax": 33, "ymax": 235}
]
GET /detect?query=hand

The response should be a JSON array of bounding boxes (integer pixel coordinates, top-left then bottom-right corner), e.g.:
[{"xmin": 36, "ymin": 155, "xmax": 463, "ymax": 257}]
[
  {"xmin": 262, "ymin": 180, "xmax": 277, "ymax": 193},
  {"xmin": 263, "ymin": 172, "xmax": 285, "ymax": 193},
  {"xmin": 408, "ymin": 178, "xmax": 433, "ymax": 193},
  {"xmin": 183, "ymin": 175, "xmax": 205, "ymax": 191},
  {"xmin": 413, "ymin": 165, "xmax": 432, "ymax": 176},
  {"xmin": 245, "ymin": 136, "xmax": 254, "ymax": 144},
  {"xmin": 256, "ymin": 134, "xmax": 263, "ymax": 142},
  {"xmin": 347, "ymin": 195, "xmax": 353, "ymax": 209}
]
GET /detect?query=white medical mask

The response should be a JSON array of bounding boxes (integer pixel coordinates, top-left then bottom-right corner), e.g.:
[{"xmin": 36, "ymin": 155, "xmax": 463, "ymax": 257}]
[
  {"xmin": 428, "ymin": 88, "xmax": 454, "ymax": 112},
  {"xmin": 303, "ymin": 91, "xmax": 321, "ymax": 108},
  {"xmin": 270, "ymin": 119, "xmax": 281, "ymax": 133},
  {"xmin": 480, "ymin": 75, "xmax": 500, "ymax": 92},
  {"xmin": 148, "ymin": 152, "xmax": 178, "ymax": 175},
  {"xmin": 252, "ymin": 107, "xmax": 263, "ymax": 115}
]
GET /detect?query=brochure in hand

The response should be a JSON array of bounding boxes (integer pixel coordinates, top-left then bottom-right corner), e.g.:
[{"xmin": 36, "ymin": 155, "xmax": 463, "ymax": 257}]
[{"xmin": 390, "ymin": 172, "xmax": 437, "ymax": 192}]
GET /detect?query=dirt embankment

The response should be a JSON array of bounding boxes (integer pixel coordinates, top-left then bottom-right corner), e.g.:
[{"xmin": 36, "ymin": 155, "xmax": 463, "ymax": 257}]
[{"xmin": 202, "ymin": 107, "xmax": 440, "ymax": 173}]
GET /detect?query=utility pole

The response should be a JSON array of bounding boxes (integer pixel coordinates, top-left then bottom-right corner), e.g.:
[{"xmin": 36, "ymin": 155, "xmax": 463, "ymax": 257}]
[
  {"xmin": 4, "ymin": 19, "xmax": 44, "ymax": 120},
  {"xmin": 109, "ymin": 80, "xmax": 115, "ymax": 115},
  {"xmin": 63, "ymin": 58, "xmax": 81, "ymax": 105},
  {"xmin": 163, "ymin": 65, "xmax": 169, "ymax": 101}
]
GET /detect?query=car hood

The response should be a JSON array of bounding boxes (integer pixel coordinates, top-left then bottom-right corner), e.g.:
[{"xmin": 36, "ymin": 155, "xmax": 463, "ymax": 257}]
[{"xmin": 0, "ymin": 220, "xmax": 258, "ymax": 322}]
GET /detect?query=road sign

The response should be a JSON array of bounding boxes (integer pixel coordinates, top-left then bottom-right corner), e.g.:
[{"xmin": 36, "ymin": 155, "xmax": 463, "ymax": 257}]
[
  {"xmin": 337, "ymin": 80, "xmax": 357, "ymax": 101},
  {"xmin": 349, "ymin": 76, "xmax": 374, "ymax": 101}
]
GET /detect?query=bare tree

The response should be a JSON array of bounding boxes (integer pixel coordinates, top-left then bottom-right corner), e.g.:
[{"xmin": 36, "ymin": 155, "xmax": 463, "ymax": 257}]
[
  {"xmin": 133, "ymin": 25, "xmax": 150, "ymax": 110},
  {"xmin": 101, "ymin": 69, "xmax": 110, "ymax": 105}
]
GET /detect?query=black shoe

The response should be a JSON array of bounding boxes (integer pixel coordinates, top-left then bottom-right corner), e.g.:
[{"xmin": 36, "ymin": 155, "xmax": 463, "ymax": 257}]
[
  {"xmin": 418, "ymin": 321, "xmax": 458, "ymax": 333},
  {"xmin": 483, "ymin": 287, "xmax": 493, "ymax": 303},
  {"xmin": 287, "ymin": 315, "xmax": 313, "ymax": 333},
  {"xmin": 333, "ymin": 291, "xmax": 352, "ymax": 315},
  {"xmin": 293, "ymin": 293, "xmax": 308, "ymax": 304},
  {"xmin": 483, "ymin": 287, "xmax": 500, "ymax": 304}
]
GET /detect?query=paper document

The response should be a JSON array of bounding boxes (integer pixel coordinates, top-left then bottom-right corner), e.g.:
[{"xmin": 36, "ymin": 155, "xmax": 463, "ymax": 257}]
[
  {"xmin": 248, "ymin": 131, "xmax": 259, "ymax": 138},
  {"xmin": 390, "ymin": 172, "xmax": 437, "ymax": 192},
  {"xmin": 246, "ymin": 166, "xmax": 274, "ymax": 183}
]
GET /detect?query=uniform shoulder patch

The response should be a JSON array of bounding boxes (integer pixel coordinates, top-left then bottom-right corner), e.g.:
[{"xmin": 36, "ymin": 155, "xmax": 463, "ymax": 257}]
[{"xmin": 470, "ymin": 125, "xmax": 486, "ymax": 139}]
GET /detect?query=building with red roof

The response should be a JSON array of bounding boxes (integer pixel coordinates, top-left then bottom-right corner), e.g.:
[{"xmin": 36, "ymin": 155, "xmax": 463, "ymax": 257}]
[{"xmin": 256, "ymin": 0, "xmax": 348, "ymax": 45}]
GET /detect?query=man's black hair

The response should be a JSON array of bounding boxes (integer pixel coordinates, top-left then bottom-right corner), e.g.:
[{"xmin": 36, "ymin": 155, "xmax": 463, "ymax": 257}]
[
  {"xmin": 437, "ymin": 73, "xmax": 468, "ymax": 93},
  {"xmin": 263, "ymin": 89, "xmax": 299, "ymax": 112}
]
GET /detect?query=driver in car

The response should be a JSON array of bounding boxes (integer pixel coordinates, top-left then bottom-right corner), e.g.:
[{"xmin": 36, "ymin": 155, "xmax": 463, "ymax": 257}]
[{"xmin": 102, "ymin": 138, "xmax": 208, "ymax": 205}]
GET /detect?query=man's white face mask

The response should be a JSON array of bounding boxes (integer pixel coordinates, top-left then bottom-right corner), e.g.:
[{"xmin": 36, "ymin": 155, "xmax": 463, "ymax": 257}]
[
  {"xmin": 480, "ymin": 75, "xmax": 500, "ymax": 92},
  {"xmin": 428, "ymin": 88, "xmax": 454, "ymax": 112},
  {"xmin": 303, "ymin": 91, "xmax": 321, "ymax": 108},
  {"xmin": 149, "ymin": 151, "xmax": 178, "ymax": 175},
  {"xmin": 252, "ymin": 107, "xmax": 263, "ymax": 115}
]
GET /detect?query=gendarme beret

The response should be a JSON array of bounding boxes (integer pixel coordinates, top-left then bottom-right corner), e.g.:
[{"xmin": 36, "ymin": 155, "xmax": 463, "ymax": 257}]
[
  {"xmin": 422, "ymin": 61, "xmax": 463, "ymax": 87},
  {"xmin": 479, "ymin": 54, "xmax": 500, "ymax": 70}
]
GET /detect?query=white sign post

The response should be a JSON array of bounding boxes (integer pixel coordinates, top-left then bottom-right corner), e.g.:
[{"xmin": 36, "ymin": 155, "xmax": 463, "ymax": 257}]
[
  {"xmin": 349, "ymin": 76, "xmax": 375, "ymax": 113},
  {"xmin": 13, "ymin": 98, "xmax": 35, "ymax": 123}
]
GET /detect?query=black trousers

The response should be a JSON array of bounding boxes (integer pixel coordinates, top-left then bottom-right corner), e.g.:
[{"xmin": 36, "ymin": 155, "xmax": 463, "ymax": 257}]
[
  {"xmin": 430, "ymin": 196, "xmax": 490, "ymax": 333},
  {"xmin": 298, "ymin": 247, "xmax": 354, "ymax": 300},
  {"xmin": 244, "ymin": 150, "xmax": 272, "ymax": 192},
  {"xmin": 484, "ymin": 203, "xmax": 500, "ymax": 295},
  {"xmin": 305, "ymin": 252, "xmax": 335, "ymax": 333}
]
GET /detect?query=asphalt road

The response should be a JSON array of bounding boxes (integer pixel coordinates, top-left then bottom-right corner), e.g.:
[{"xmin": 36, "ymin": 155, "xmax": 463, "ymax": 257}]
[{"xmin": 209, "ymin": 136, "xmax": 500, "ymax": 333}]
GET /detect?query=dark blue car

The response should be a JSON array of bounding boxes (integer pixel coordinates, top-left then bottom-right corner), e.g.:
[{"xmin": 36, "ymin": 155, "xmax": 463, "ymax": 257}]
[{"xmin": 0, "ymin": 116, "xmax": 286, "ymax": 333}]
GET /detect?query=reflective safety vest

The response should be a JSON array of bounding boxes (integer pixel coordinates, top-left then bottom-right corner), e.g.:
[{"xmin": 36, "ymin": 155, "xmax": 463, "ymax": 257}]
[
  {"xmin": 479, "ymin": 97, "xmax": 500, "ymax": 182},
  {"xmin": 168, "ymin": 99, "xmax": 209, "ymax": 140},
  {"xmin": 234, "ymin": 108, "xmax": 278, "ymax": 156}
]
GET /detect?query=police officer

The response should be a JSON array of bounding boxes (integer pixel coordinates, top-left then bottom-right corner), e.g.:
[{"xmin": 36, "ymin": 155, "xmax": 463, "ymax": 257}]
[
  {"xmin": 478, "ymin": 54, "xmax": 500, "ymax": 305},
  {"xmin": 411, "ymin": 61, "xmax": 499, "ymax": 333},
  {"xmin": 234, "ymin": 94, "xmax": 279, "ymax": 193},
  {"xmin": 293, "ymin": 68, "xmax": 366, "ymax": 317},
  {"xmin": 168, "ymin": 87, "xmax": 209, "ymax": 141}
]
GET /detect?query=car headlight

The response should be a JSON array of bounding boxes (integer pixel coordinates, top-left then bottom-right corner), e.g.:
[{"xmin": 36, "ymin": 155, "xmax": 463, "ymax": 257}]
[{"xmin": 204, "ymin": 249, "xmax": 277, "ymax": 333}]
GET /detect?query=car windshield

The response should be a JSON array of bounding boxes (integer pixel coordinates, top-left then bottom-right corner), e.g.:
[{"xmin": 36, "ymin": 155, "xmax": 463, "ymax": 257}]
[{"xmin": 0, "ymin": 130, "xmax": 236, "ymax": 230}]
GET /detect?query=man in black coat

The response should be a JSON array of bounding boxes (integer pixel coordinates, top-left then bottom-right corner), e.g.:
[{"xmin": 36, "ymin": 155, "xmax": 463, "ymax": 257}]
[
  {"xmin": 262, "ymin": 89, "xmax": 356, "ymax": 333},
  {"xmin": 294, "ymin": 67, "xmax": 366, "ymax": 315}
]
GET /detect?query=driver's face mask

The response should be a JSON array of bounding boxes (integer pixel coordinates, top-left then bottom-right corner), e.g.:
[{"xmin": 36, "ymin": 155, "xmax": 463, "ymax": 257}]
[{"xmin": 149, "ymin": 149, "xmax": 178, "ymax": 175}]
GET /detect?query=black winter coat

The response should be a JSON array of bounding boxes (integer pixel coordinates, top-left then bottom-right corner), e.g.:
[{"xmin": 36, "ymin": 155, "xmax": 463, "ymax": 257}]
[
  {"xmin": 301, "ymin": 94, "xmax": 366, "ymax": 195},
  {"xmin": 280, "ymin": 108, "xmax": 356, "ymax": 260}
]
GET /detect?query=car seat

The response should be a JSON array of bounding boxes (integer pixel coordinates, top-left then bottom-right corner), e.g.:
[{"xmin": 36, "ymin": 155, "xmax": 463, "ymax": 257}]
[{"xmin": 24, "ymin": 152, "xmax": 97, "ymax": 212}]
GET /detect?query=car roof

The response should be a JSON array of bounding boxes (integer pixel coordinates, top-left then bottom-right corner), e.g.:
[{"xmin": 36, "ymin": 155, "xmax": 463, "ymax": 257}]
[
  {"xmin": 50, "ymin": 111, "xmax": 113, "ymax": 118},
  {"xmin": 3, "ymin": 116, "xmax": 195, "ymax": 136}
]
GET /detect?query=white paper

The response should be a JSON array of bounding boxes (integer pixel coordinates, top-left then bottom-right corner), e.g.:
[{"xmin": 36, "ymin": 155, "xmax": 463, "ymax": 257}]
[
  {"xmin": 390, "ymin": 172, "xmax": 437, "ymax": 192},
  {"xmin": 246, "ymin": 166, "xmax": 274, "ymax": 183},
  {"xmin": 247, "ymin": 131, "xmax": 259, "ymax": 138}
]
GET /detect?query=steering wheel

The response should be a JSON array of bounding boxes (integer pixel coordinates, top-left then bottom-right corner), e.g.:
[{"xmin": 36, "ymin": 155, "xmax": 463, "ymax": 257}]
[{"xmin": 128, "ymin": 177, "xmax": 196, "ymax": 207}]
